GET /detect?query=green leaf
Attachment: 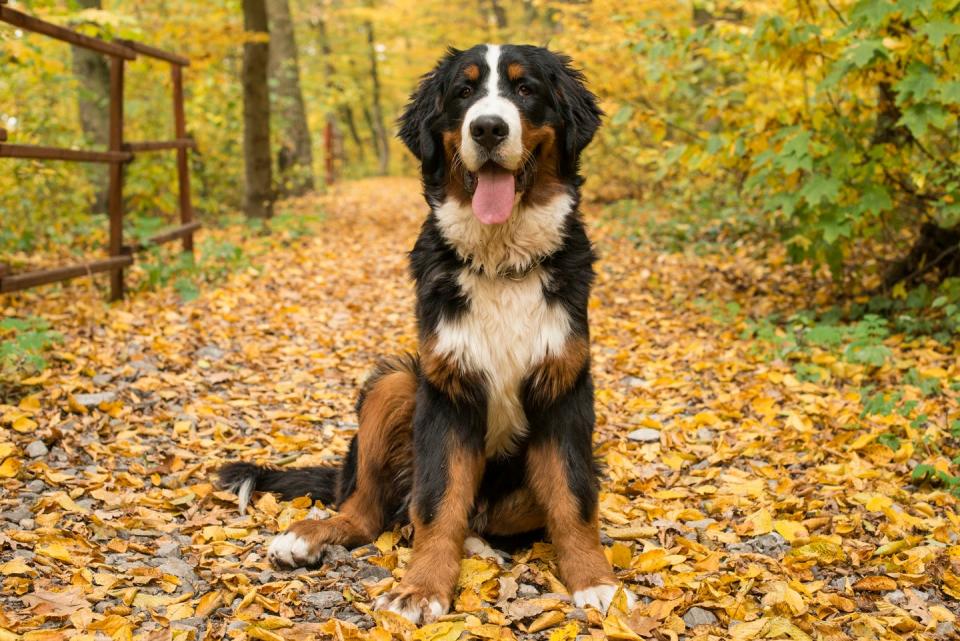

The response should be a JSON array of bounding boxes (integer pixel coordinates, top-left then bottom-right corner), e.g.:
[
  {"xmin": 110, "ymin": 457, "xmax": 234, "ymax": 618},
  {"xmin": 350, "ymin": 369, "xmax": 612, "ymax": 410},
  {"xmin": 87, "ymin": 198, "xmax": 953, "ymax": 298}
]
[
  {"xmin": 920, "ymin": 19, "xmax": 960, "ymax": 47},
  {"xmin": 845, "ymin": 39, "xmax": 887, "ymax": 68},
  {"xmin": 846, "ymin": 343, "xmax": 892, "ymax": 367},
  {"xmin": 776, "ymin": 130, "xmax": 813, "ymax": 173},
  {"xmin": 939, "ymin": 81, "xmax": 960, "ymax": 104},
  {"xmin": 938, "ymin": 202, "xmax": 960, "ymax": 227},
  {"xmin": 850, "ymin": 0, "xmax": 897, "ymax": 27},
  {"xmin": 611, "ymin": 105, "xmax": 634, "ymax": 126},
  {"xmin": 913, "ymin": 463, "xmax": 937, "ymax": 482},
  {"xmin": 806, "ymin": 324, "xmax": 845, "ymax": 347},
  {"xmin": 766, "ymin": 192, "xmax": 801, "ymax": 216},
  {"xmin": 821, "ymin": 217, "xmax": 851, "ymax": 243},
  {"xmin": 877, "ymin": 433, "xmax": 901, "ymax": 451},
  {"xmin": 898, "ymin": 0, "xmax": 935, "ymax": 19},
  {"xmin": 895, "ymin": 62, "xmax": 937, "ymax": 104},
  {"xmin": 860, "ymin": 184, "xmax": 893, "ymax": 215},
  {"xmin": 800, "ymin": 174, "xmax": 841, "ymax": 206},
  {"xmin": 663, "ymin": 143, "xmax": 687, "ymax": 165},
  {"xmin": 899, "ymin": 103, "xmax": 950, "ymax": 137}
]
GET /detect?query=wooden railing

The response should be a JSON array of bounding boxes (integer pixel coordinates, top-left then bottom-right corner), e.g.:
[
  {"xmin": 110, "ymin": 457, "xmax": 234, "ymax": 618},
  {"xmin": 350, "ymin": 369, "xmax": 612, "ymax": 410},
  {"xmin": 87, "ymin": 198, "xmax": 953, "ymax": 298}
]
[{"xmin": 0, "ymin": 0, "xmax": 198, "ymax": 301}]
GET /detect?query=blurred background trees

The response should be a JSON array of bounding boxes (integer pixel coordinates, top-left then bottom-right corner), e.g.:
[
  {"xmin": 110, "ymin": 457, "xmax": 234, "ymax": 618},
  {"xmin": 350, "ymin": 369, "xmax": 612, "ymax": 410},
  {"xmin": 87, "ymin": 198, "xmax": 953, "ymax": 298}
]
[{"xmin": 1, "ymin": 0, "xmax": 960, "ymax": 305}]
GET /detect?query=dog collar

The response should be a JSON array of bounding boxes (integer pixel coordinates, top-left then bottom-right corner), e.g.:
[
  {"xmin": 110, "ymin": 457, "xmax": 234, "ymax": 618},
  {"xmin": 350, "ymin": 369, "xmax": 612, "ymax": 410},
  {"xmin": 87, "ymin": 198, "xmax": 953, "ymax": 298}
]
[{"xmin": 473, "ymin": 255, "xmax": 546, "ymax": 281}]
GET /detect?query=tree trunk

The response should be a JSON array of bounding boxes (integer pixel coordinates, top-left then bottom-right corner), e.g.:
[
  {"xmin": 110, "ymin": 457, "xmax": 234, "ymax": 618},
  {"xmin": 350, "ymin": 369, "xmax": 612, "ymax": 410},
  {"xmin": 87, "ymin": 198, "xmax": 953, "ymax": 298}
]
[
  {"xmin": 242, "ymin": 0, "xmax": 274, "ymax": 218},
  {"xmin": 522, "ymin": 0, "xmax": 538, "ymax": 26},
  {"xmin": 884, "ymin": 223, "xmax": 960, "ymax": 289},
  {"xmin": 267, "ymin": 0, "xmax": 314, "ymax": 196},
  {"xmin": 316, "ymin": 16, "xmax": 349, "ymax": 177},
  {"xmin": 873, "ymin": 81, "xmax": 909, "ymax": 146},
  {"xmin": 70, "ymin": 0, "xmax": 110, "ymax": 213},
  {"xmin": 363, "ymin": 21, "xmax": 389, "ymax": 175},
  {"xmin": 324, "ymin": 117, "xmax": 341, "ymax": 184},
  {"xmin": 488, "ymin": 0, "xmax": 508, "ymax": 29},
  {"xmin": 339, "ymin": 106, "xmax": 365, "ymax": 162}
]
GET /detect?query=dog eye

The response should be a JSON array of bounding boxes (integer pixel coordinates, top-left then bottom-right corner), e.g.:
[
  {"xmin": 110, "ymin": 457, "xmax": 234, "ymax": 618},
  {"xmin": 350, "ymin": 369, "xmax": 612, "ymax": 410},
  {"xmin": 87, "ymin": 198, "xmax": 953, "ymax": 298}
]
[
  {"xmin": 517, "ymin": 84, "xmax": 532, "ymax": 97},
  {"xmin": 459, "ymin": 86, "xmax": 473, "ymax": 99}
]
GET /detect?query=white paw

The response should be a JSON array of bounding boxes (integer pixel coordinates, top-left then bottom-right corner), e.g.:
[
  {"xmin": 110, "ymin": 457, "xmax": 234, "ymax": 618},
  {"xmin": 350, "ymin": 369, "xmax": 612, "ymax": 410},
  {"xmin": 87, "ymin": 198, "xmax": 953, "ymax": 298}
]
[
  {"xmin": 573, "ymin": 584, "xmax": 637, "ymax": 613},
  {"xmin": 373, "ymin": 592, "xmax": 447, "ymax": 624},
  {"xmin": 267, "ymin": 531, "xmax": 322, "ymax": 568},
  {"xmin": 306, "ymin": 506, "xmax": 330, "ymax": 520},
  {"xmin": 463, "ymin": 536, "xmax": 504, "ymax": 565}
]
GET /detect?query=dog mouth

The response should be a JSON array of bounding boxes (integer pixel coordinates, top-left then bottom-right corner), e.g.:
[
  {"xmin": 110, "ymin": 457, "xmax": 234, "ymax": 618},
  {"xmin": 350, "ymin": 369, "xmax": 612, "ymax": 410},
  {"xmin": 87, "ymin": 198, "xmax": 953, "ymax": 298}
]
[{"xmin": 463, "ymin": 159, "xmax": 534, "ymax": 225}]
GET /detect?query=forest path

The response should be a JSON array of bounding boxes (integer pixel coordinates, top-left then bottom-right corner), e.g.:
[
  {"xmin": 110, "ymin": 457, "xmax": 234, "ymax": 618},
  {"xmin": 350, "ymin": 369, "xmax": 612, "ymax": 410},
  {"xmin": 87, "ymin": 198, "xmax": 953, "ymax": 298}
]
[{"xmin": 1, "ymin": 178, "xmax": 957, "ymax": 641}]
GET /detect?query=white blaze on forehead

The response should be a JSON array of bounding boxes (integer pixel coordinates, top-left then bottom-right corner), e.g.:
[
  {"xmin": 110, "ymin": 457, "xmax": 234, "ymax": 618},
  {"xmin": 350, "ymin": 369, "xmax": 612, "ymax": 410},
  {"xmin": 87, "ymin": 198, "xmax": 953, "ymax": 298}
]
[
  {"xmin": 460, "ymin": 44, "xmax": 523, "ymax": 172},
  {"xmin": 485, "ymin": 44, "xmax": 501, "ymax": 97}
]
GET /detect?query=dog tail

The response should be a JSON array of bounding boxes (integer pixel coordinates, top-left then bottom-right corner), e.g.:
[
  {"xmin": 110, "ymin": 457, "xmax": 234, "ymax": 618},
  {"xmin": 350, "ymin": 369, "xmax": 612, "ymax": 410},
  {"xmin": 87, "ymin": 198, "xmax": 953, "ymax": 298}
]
[{"xmin": 217, "ymin": 461, "xmax": 339, "ymax": 513}]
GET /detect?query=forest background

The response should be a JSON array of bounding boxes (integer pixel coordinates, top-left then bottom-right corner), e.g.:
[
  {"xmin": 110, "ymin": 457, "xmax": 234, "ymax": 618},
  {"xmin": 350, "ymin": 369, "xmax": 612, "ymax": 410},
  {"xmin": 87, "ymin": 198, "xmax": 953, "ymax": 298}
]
[
  {"xmin": 2, "ymin": 3, "xmax": 960, "ymax": 637},
  {"xmin": 2, "ymin": 0, "xmax": 960, "ymax": 357}
]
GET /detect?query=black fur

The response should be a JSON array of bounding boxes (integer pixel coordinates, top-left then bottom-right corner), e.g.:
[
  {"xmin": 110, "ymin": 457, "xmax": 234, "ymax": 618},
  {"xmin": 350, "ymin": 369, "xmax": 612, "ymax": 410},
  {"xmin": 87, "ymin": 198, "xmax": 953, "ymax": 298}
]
[
  {"xmin": 412, "ymin": 379, "xmax": 487, "ymax": 524},
  {"xmin": 398, "ymin": 47, "xmax": 463, "ymax": 207},
  {"xmin": 538, "ymin": 212, "xmax": 596, "ymax": 343},
  {"xmin": 525, "ymin": 367, "xmax": 599, "ymax": 522},
  {"xmin": 409, "ymin": 215, "xmax": 472, "ymax": 342},
  {"xmin": 217, "ymin": 461, "xmax": 340, "ymax": 505}
]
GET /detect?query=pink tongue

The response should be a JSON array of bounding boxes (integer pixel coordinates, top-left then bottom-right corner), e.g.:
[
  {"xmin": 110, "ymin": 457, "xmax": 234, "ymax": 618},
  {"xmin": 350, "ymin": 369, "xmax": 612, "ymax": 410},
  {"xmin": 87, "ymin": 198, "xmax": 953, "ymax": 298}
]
[{"xmin": 472, "ymin": 167, "xmax": 515, "ymax": 224}]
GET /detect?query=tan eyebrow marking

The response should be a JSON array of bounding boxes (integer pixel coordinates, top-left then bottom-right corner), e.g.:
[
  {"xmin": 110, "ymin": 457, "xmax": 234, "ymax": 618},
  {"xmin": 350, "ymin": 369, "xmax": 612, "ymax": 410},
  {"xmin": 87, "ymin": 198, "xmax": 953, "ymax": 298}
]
[
  {"xmin": 464, "ymin": 64, "xmax": 480, "ymax": 81},
  {"xmin": 507, "ymin": 63, "xmax": 525, "ymax": 81}
]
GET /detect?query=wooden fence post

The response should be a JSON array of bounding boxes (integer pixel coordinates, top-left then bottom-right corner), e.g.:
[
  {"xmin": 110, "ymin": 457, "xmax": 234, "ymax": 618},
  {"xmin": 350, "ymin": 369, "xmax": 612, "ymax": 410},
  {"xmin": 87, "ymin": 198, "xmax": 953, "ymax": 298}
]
[
  {"xmin": 108, "ymin": 56, "xmax": 125, "ymax": 301},
  {"xmin": 1, "ymin": 5, "xmax": 198, "ymax": 299},
  {"xmin": 171, "ymin": 64, "xmax": 194, "ymax": 253}
]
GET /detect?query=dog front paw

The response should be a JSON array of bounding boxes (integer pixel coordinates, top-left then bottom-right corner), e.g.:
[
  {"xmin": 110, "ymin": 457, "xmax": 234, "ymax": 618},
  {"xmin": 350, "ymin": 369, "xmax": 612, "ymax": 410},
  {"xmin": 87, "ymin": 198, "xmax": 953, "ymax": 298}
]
[
  {"xmin": 573, "ymin": 583, "xmax": 637, "ymax": 613},
  {"xmin": 267, "ymin": 520, "xmax": 326, "ymax": 569},
  {"xmin": 373, "ymin": 584, "xmax": 449, "ymax": 624}
]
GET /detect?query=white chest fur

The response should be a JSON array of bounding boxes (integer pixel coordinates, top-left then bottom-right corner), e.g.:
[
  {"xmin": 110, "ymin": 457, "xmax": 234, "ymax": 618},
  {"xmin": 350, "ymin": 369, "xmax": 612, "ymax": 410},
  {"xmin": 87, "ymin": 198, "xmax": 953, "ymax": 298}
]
[{"xmin": 433, "ymin": 268, "xmax": 572, "ymax": 456}]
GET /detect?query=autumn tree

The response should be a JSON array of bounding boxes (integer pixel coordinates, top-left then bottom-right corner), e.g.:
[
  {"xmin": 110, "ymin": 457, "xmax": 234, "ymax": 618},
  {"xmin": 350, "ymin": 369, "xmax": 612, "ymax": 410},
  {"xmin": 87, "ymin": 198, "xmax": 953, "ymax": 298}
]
[
  {"xmin": 70, "ymin": 0, "xmax": 110, "ymax": 213},
  {"xmin": 363, "ymin": 20, "xmax": 389, "ymax": 176},
  {"xmin": 242, "ymin": 0, "xmax": 274, "ymax": 218},
  {"xmin": 267, "ymin": 0, "xmax": 314, "ymax": 196},
  {"xmin": 487, "ymin": 0, "xmax": 508, "ymax": 30},
  {"xmin": 313, "ymin": 13, "xmax": 345, "ymax": 182}
]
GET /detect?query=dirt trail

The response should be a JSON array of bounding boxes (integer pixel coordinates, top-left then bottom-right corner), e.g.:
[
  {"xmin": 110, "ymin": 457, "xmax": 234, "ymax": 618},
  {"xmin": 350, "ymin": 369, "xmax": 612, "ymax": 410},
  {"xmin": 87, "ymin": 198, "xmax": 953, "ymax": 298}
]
[{"xmin": 1, "ymin": 178, "xmax": 957, "ymax": 641}]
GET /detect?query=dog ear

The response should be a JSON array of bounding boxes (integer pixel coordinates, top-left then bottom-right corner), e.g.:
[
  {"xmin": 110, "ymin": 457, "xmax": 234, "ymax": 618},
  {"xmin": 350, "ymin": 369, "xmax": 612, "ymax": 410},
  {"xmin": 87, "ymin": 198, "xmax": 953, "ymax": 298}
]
[
  {"xmin": 398, "ymin": 48, "xmax": 460, "ymax": 174},
  {"xmin": 547, "ymin": 51, "xmax": 602, "ymax": 166}
]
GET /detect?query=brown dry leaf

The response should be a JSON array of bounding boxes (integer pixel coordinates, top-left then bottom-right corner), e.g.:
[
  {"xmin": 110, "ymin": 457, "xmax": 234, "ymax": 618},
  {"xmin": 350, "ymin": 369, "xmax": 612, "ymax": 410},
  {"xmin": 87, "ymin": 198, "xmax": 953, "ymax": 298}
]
[
  {"xmin": 853, "ymin": 575, "xmax": 898, "ymax": 592},
  {"xmin": 0, "ymin": 456, "xmax": 20, "ymax": 478},
  {"xmin": 633, "ymin": 548, "xmax": 671, "ymax": 572},
  {"xmin": 0, "ymin": 558, "xmax": 36, "ymax": 577},
  {"xmin": 245, "ymin": 626, "xmax": 284, "ymax": 641},
  {"xmin": 22, "ymin": 588, "xmax": 88, "ymax": 616},
  {"xmin": 610, "ymin": 542, "xmax": 633, "ymax": 569},
  {"xmin": 526, "ymin": 611, "xmax": 565, "ymax": 633},
  {"xmin": 547, "ymin": 622, "xmax": 581, "ymax": 641},
  {"xmin": 410, "ymin": 621, "xmax": 465, "ymax": 641},
  {"xmin": 626, "ymin": 613, "xmax": 659, "ymax": 638},
  {"xmin": 457, "ymin": 557, "xmax": 500, "ymax": 590},
  {"xmin": 602, "ymin": 611, "xmax": 643, "ymax": 641},
  {"xmin": 787, "ymin": 539, "xmax": 847, "ymax": 565}
]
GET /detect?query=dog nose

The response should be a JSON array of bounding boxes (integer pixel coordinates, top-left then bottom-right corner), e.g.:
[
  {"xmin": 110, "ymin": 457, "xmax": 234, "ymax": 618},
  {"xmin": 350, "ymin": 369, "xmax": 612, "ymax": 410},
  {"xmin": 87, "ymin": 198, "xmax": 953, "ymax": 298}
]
[{"xmin": 470, "ymin": 115, "xmax": 509, "ymax": 151}]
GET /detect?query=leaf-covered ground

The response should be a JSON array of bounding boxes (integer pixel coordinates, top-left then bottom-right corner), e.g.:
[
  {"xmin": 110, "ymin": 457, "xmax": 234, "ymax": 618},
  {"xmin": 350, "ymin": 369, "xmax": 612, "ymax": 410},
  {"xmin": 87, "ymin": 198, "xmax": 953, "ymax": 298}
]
[{"xmin": 1, "ymin": 178, "xmax": 959, "ymax": 641}]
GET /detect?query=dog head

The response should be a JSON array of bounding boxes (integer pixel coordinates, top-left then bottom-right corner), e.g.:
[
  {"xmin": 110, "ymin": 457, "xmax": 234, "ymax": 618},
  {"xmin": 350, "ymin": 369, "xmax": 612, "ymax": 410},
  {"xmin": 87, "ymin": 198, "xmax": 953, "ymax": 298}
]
[{"xmin": 399, "ymin": 44, "xmax": 601, "ymax": 223}]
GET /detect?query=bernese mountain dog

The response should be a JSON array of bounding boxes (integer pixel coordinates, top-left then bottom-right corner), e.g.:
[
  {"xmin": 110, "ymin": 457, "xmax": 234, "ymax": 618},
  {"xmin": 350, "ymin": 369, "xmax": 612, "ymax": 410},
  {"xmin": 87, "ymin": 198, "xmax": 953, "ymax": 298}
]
[{"xmin": 219, "ymin": 43, "xmax": 636, "ymax": 623}]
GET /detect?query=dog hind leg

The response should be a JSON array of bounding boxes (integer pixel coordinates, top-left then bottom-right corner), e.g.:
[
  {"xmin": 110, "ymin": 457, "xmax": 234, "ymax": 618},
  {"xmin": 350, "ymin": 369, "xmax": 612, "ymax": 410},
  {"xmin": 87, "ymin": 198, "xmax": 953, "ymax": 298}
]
[{"xmin": 269, "ymin": 355, "xmax": 418, "ymax": 568}]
